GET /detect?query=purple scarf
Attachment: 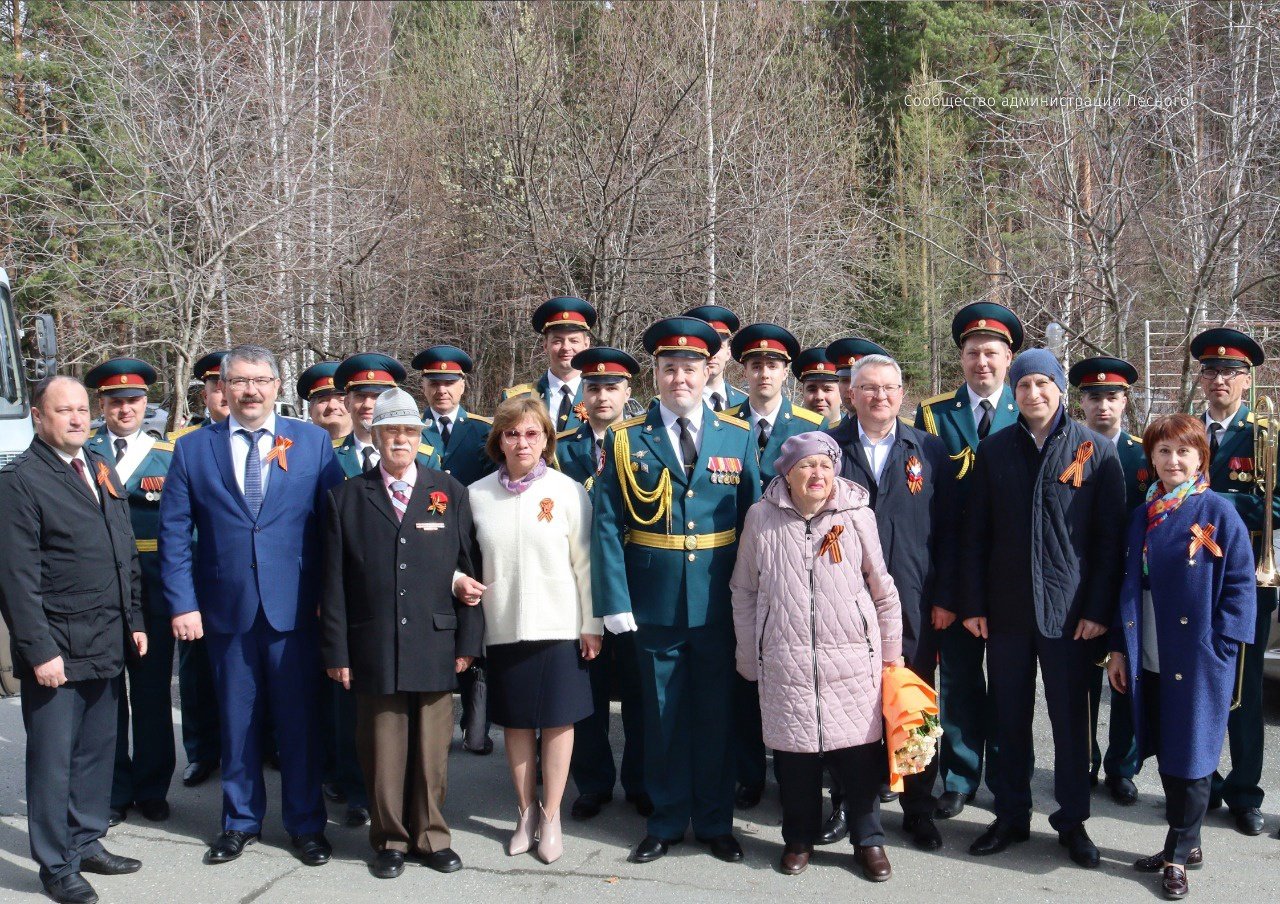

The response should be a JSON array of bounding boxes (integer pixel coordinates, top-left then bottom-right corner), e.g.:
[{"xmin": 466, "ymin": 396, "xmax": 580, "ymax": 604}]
[{"xmin": 498, "ymin": 458, "xmax": 548, "ymax": 494}]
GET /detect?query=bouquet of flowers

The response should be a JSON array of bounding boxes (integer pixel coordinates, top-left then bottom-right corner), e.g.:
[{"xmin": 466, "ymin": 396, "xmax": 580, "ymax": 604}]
[{"xmin": 882, "ymin": 665, "xmax": 942, "ymax": 792}]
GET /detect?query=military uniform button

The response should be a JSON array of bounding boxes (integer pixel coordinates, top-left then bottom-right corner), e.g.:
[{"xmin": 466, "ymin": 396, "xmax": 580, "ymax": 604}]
[
  {"xmin": 686, "ymin": 490, "xmax": 694, "ymax": 498},
  {"xmin": 687, "ymin": 553, "xmax": 696, "ymax": 562},
  {"xmin": 687, "ymin": 521, "xmax": 695, "ymax": 530}
]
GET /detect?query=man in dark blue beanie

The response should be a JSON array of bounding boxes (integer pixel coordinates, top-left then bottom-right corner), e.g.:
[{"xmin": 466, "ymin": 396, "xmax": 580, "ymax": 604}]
[{"xmin": 960, "ymin": 346, "xmax": 1126, "ymax": 868}]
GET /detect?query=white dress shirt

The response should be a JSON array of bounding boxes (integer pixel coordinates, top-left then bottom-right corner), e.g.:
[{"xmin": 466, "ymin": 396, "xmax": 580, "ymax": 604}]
[
  {"xmin": 352, "ymin": 433, "xmax": 380, "ymax": 471},
  {"xmin": 969, "ymin": 389, "xmax": 1003, "ymax": 431},
  {"xmin": 703, "ymin": 380, "xmax": 730, "ymax": 409},
  {"xmin": 428, "ymin": 406, "xmax": 462, "ymax": 435},
  {"xmin": 107, "ymin": 429, "xmax": 155, "ymax": 485},
  {"xmin": 857, "ymin": 420, "xmax": 897, "ymax": 483},
  {"xmin": 545, "ymin": 371, "xmax": 582, "ymax": 410},
  {"xmin": 659, "ymin": 402, "xmax": 704, "ymax": 470},
  {"xmin": 227, "ymin": 412, "xmax": 277, "ymax": 495},
  {"xmin": 1204, "ymin": 407, "xmax": 1241, "ymax": 436}
]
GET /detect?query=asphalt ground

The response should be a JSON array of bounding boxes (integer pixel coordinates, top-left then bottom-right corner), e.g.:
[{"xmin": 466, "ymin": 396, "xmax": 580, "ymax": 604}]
[{"xmin": 1, "ymin": 681, "xmax": 1279, "ymax": 903}]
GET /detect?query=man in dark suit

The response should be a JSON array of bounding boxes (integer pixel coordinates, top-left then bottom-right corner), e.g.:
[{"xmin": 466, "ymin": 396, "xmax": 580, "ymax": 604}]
[
  {"xmin": 828, "ymin": 352, "xmax": 958, "ymax": 852},
  {"xmin": 159, "ymin": 345, "xmax": 344, "ymax": 867},
  {"xmin": 321, "ymin": 388, "xmax": 485, "ymax": 879},
  {"xmin": 0, "ymin": 375, "xmax": 146, "ymax": 904}
]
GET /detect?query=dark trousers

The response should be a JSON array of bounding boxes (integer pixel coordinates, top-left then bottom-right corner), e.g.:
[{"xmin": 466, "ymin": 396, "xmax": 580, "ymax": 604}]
[
  {"xmin": 177, "ymin": 637, "xmax": 220, "ymax": 766},
  {"xmin": 1087, "ymin": 664, "xmax": 1141, "ymax": 780},
  {"xmin": 987, "ymin": 631, "xmax": 1092, "ymax": 831},
  {"xmin": 21, "ymin": 676, "xmax": 118, "ymax": 884},
  {"xmin": 937, "ymin": 623, "xmax": 998, "ymax": 795},
  {"xmin": 1212, "ymin": 589, "xmax": 1275, "ymax": 810},
  {"xmin": 635, "ymin": 622, "xmax": 735, "ymax": 839},
  {"xmin": 733, "ymin": 674, "xmax": 766, "ymax": 791},
  {"xmin": 112, "ymin": 611, "xmax": 177, "ymax": 808},
  {"xmin": 204, "ymin": 612, "xmax": 325, "ymax": 836},
  {"xmin": 322, "ymin": 682, "xmax": 368, "ymax": 808},
  {"xmin": 1138, "ymin": 668, "xmax": 1212, "ymax": 863},
  {"xmin": 457, "ymin": 658, "xmax": 489, "ymax": 750},
  {"xmin": 571, "ymin": 630, "xmax": 645, "ymax": 798},
  {"xmin": 776, "ymin": 743, "xmax": 885, "ymax": 847},
  {"xmin": 356, "ymin": 691, "xmax": 453, "ymax": 854}
]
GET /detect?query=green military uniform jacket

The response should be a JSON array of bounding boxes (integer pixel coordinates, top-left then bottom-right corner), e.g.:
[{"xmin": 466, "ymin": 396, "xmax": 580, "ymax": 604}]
[
  {"xmin": 85, "ymin": 430, "xmax": 173, "ymax": 613},
  {"xmin": 726, "ymin": 397, "xmax": 826, "ymax": 490},
  {"xmin": 420, "ymin": 408, "xmax": 495, "ymax": 487},
  {"xmin": 1205, "ymin": 405, "xmax": 1280, "ymax": 574},
  {"xmin": 914, "ymin": 384, "xmax": 1019, "ymax": 486},
  {"xmin": 333, "ymin": 433, "xmax": 441, "ymax": 479},
  {"xmin": 591, "ymin": 404, "xmax": 761, "ymax": 628},
  {"xmin": 1114, "ymin": 432, "xmax": 1152, "ymax": 512},
  {"xmin": 503, "ymin": 372, "xmax": 587, "ymax": 432},
  {"xmin": 555, "ymin": 423, "xmax": 603, "ymax": 489}
]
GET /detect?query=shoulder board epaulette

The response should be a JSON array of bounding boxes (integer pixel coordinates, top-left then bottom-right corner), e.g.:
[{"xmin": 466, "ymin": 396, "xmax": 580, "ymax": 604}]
[
  {"xmin": 715, "ymin": 411, "xmax": 750, "ymax": 429},
  {"xmin": 920, "ymin": 390, "xmax": 957, "ymax": 407},
  {"xmin": 790, "ymin": 405, "xmax": 823, "ymax": 425},
  {"xmin": 556, "ymin": 428, "xmax": 578, "ymax": 440},
  {"xmin": 899, "ymin": 416, "xmax": 914, "ymax": 428},
  {"xmin": 331, "ymin": 437, "xmax": 344, "ymax": 448},
  {"xmin": 418, "ymin": 442, "xmax": 436, "ymax": 457},
  {"xmin": 502, "ymin": 383, "xmax": 535, "ymax": 399},
  {"xmin": 168, "ymin": 424, "xmax": 200, "ymax": 441},
  {"xmin": 152, "ymin": 440, "xmax": 175, "ymax": 453},
  {"xmin": 612, "ymin": 414, "xmax": 647, "ymax": 432},
  {"xmin": 1128, "ymin": 433, "xmax": 1143, "ymax": 444},
  {"xmin": 468, "ymin": 413, "xmax": 494, "ymax": 425},
  {"xmin": 1245, "ymin": 411, "xmax": 1268, "ymax": 428}
]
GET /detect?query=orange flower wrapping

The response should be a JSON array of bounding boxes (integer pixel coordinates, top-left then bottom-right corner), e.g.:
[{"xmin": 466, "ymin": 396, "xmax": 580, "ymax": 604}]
[
  {"xmin": 818, "ymin": 525, "xmax": 843, "ymax": 564},
  {"xmin": 95, "ymin": 461, "xmax": 124, "ymax": 499},
  {"xmin": 882, "ymin": 665, "xmax": 941, "ymax": 793},
  {"xmin": 428, "ymin": 491, "xmax": 448, "ymax": 515},
  {"xmin": 264, "ymin": 435, "xmax": 293, "ymax": 471}
]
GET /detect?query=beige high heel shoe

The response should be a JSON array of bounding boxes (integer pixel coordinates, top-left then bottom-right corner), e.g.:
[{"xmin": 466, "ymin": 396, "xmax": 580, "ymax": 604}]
[
  {"xmin": 508, "ymin": 805, "xmax": 539, "ymax": 856},
  {"xmin": 536, "ymin": 805, "xmax": 563, "ymax": 863}
]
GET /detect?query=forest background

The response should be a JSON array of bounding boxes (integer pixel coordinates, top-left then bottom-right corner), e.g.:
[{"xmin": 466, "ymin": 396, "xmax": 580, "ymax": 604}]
[{"xmin": 1, "ymin": 0, "xmax": 1277, "ymax": 424}]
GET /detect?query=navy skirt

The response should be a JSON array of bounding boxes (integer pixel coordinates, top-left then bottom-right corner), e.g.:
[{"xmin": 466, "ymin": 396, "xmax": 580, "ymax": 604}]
[{"xmin": 485, "ymin": 639, "xmax": 593, "ymax": 729}]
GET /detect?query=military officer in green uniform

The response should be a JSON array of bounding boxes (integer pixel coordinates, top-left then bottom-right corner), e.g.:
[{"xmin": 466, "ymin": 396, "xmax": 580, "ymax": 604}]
[
  {"xmin": 1068, "ymin": 356, "xmax": 1147, "ymax": 806},
  {"xmin": 683, "ymin": 305, "xmax": 747, "ymax": 412},
  {"xmin": 411, "ymin": 344, "xmax": 495, "ymax": 755},
  {"xmin": 412, "ymin": 345, "xmax": 495, "ymax": 487},
  {"xmin": 84, "ymin": 358, "xmax": 179, "ymax": 825},
  {"xmin": 297, "ymin": 361, "xmax": 350, "ymax": 441},
  {"xmin": 724, "ymin": 323, "xmax": 825, "ymax": 809},
  {"xmin": 1189, "ymin": 328, "xmax": 1280, "ymax": 837},
  {"xmin": 913, "ymin": 302, "xmax": 1022, "ymax": 820},
  {"xmin": 170, "ymin": 350, "xmax": 224, "ymax": 787},
  {"xmin": 553, "ymin": 347, "xmax": 652, "ymax": 821},
  {"xmin": 827, "ymin": 337, "xmax": 889, "ymax": 424},
  {"xmin": 502, "ymin": 296, "xmax": 596, "ymax": 433},
  {"xmin": 793, "ymin": 347, "xmax": 843, "ymax": 428},
  {"xmin": 592, "ymin": 316, "xmax": 761, "ymax": 864}
]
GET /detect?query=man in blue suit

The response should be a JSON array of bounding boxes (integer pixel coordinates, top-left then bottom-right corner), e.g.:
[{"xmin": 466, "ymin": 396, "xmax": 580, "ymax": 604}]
[{"xmin": 160, "ymin": 345, "xmax": 344, "ymax": 867}]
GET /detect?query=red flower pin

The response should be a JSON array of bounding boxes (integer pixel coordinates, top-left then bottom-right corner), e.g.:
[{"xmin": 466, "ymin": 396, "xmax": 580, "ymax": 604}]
[{"xmin": 428, "ymin": 490, "xmax": 448, "ymax": 515}]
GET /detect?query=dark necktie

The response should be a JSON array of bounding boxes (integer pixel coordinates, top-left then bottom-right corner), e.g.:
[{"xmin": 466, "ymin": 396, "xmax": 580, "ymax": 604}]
[
  {"xmin": 113, "ymin": 437, "xmax": 128, "ymax": 462},
  {"xmin": 977, "ymin": 399, "xmax": 994, "ymax": 440},
  {"xmin": 557, "ymin": 386, "xmax": 573, "ymax": 426},
  {"xmin": 676, "ymin": 416, "xmax": 697, "ymax": 477},
  {"xmin": 70, "ymin": 457, "xmax": 94, "ymax": 498},
  {"xmin": 361, "ymin": 446, "xmax": 377, "ymax": 473},
  {"xmin": 757, "ymin": 418, "xmax": 771, "ymax": 452},
  {"xmin": 1209, "ymin": 421, "xmax": 1223, "ymax": 460},
  {"xmin": 239, "ymin": 428, "xmax": 265, "ymax": 517},
  {"xmin": 439, "ymin": 415, "xmax": 451, "ymax": 447},
  {"xmin": 711, "ymin": 392, "xmax": 724, "ymax": 412}
]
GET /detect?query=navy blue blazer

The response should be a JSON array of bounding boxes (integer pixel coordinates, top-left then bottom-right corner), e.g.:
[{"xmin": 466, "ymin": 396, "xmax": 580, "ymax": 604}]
[
  {"xmin": 159, "ymin": 416, "xmax": 344, "ymax": 634},
  {"xmin": 1111, "ymin": 490, "xmax": 1256, "ymax": 778}
]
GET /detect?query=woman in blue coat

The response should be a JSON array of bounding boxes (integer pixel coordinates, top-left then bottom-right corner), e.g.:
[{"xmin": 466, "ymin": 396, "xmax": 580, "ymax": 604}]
[{"xmin": 1107, "ymin": 413, "xmax": 1256, "ymax": 900}]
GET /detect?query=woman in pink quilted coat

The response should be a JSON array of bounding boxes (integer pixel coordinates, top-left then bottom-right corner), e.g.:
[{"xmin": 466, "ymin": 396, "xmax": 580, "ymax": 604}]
[{"xmin": 731, "ymin": 431, "xmax": 902, "ymax": 880}]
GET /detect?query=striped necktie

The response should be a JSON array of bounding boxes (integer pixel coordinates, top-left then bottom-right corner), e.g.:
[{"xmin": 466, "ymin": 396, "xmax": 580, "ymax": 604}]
[{"xmin": 390, "ymin": 480, "xmax": 411, "ymax": 521}]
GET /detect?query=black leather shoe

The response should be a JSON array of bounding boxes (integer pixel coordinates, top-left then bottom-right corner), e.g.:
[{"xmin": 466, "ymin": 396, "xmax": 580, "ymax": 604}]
[
  {"xmin": 817, "ymin": 804, "xmax": 848, "ymax": 845},
  {"xmin": 182, "ymin": 761, "xmax": 216, "ymax": 787},
  {"xmin": 43, "ymin": 873, "xmax": 98, "ymax": 904},
  {"xmin": 80, "ymin": 850, "xmax": 142, "ymax": 875},
  {"xmin": 322, "ymin": 783, "xmax": 344, "ymax": 803},
  {"xmin": 698, "ymin": 834, "xmax": 744, "ymax": 863},
  {"xmin": 1135, "ymin": 849, "xmax": 1203, "ymax": 872},
  {"xmin": 422, "ymin": 848, "xmax": 463, "ymax": 873},
  {"xmin": 1106, "ymin": 776, "xmax": 1138, "ymax": 806},
  {"xmin": 626, "ymin": 792, "xmax": 655, "ymax": 818},
  {"xmin": 463, "ymin": 733, "xmax": 494, "ymax": 755},
  {"xmin": 630, "ymin": 835, "xmax": 679, "ymax": 863},
  {"xmin": 571, "ymin": 791, "xmax": 612, "ymax": 820},
  {"xmin": 107, "ymin": 807, "xmax": 126, "ymax": 827},
  {"xmin": 136, "ymin": 799, "xmax": 170, "ymax": 822},
  {"xmin": 1232, "ymin": 807, "xmax": 1264, "ymax": 836},
  {"xmin": 370, "ymin": 850, "xmax": 404, "ymax": 879},
  {"xmin": 734, "ymin": 784, "xmax": 763, "ymax": 809},
  {"xmin": 205, "ymin": 830, "xmax": 259, "ymax": 864},
  {"xmin": 345, "ymin": 806, "xmax": 370, "ymax": 828},
  {"xmin": 879, "ymin": 785, "xmax": 900, "ymax": 804},
  {"xmin": 1058, "ymin": 824, "xmax": 1100, "ymax": 868},
  {"xmin": 934, "ymin": 790, "xmax": 975, "ymax": 820},
  {"xmin": 903, "ymin": 814, "xmax": 942, "ymax": 851},
  {"xmin": 291, "ymin": 833, "xmax": 332, "ymax": 866},
  {"xmin": 969, "ymin": 820, "xmax": 1030, "ymax": 856}
]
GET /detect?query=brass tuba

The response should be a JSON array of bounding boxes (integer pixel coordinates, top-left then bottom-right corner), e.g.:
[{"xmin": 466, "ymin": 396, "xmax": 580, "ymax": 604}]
[{"xmin": 1255, "ymin": 394, "xmax": 1278, "ymax": 588}]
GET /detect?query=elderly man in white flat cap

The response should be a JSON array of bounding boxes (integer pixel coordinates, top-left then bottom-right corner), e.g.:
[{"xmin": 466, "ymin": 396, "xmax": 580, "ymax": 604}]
[{"xmin": 319, "ymin": 388, "xmax": 486, "ymax": 879}]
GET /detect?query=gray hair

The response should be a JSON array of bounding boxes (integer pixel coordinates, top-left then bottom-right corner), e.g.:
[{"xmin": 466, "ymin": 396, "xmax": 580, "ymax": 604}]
[
  {"xmin": 849, "ymin": 353, "xmax": 902, "ymax": 386},
  {"xmin": 221, "ymin": 344, "xmax": 279, "ymax": 380}
]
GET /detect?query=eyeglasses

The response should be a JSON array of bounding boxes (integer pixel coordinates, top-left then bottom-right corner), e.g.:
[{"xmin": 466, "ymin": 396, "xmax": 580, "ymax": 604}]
[
  {"xmin": 502, "ymin": 429, "xmax": 544, "ymax": 444},
  {"xmin": 225, "ymin": 377, "xmax": 278, "ymax": 389},
  {"xmin": 1198, "ymin": 368, "xmax": 1246, "ymax": 382},
  {"xmin": 856, "ymin": 383, "xmax": 903, "ymax": 396}
]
